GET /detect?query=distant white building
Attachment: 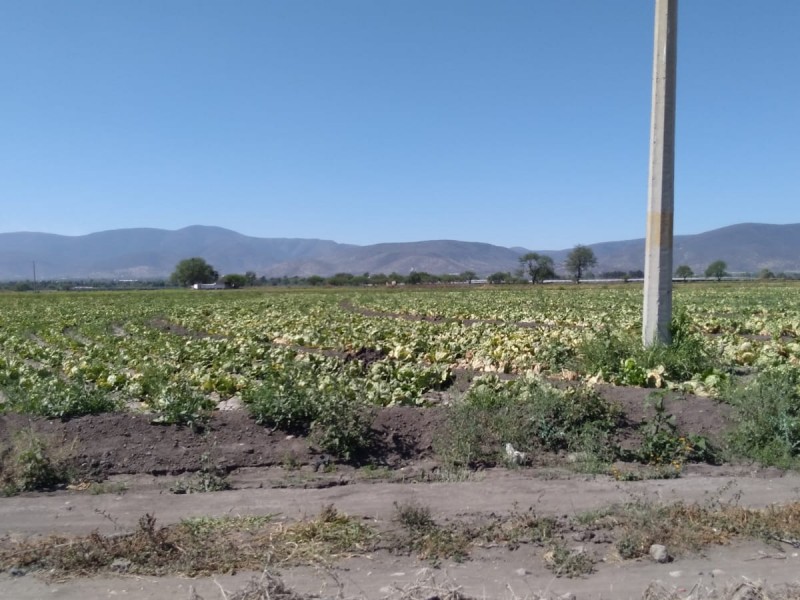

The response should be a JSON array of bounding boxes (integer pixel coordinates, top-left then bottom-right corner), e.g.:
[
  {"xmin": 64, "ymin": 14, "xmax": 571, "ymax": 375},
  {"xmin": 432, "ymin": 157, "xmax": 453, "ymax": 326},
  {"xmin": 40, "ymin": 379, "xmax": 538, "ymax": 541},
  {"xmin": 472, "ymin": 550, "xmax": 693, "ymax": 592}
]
[{"xmin": 191, "ymin": 282, "xmax": 227, "ymax": 290}]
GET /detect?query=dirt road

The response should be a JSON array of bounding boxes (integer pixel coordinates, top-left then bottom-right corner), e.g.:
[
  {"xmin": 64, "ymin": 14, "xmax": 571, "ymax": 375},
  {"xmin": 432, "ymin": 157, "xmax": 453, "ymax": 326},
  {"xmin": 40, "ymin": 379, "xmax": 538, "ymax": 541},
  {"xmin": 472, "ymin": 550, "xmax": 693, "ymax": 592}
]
[{"xmin": 2, "ymin": 468, "xmax": 800, "ymax": 599}]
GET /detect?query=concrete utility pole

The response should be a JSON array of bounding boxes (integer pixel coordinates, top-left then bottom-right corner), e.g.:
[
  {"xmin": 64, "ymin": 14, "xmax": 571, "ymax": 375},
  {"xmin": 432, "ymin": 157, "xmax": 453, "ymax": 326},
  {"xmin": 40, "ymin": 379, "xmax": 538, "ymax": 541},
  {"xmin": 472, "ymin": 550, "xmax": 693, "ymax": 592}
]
[{"xmin": 642, "ymin": 0, "xmax": 678, "ymax": 346}]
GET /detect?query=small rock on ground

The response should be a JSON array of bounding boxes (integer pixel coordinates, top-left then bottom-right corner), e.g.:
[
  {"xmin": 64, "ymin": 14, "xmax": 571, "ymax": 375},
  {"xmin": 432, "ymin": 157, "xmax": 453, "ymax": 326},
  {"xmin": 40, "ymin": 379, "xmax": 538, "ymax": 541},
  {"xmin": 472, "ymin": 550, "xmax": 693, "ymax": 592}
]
[
  {"xmin": 649, "ymin": 544, "xmax": 670, "ymax": 563},
  {"xmin": 111, "ymin": 558, "xmax": 132, "ymax": 572}
]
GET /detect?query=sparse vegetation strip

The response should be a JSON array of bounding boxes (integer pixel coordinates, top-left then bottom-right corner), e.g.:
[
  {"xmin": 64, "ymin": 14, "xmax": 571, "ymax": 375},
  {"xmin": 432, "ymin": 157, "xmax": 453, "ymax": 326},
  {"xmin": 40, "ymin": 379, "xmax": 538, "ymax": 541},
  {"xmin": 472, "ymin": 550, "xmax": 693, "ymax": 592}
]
[
  {"xmin": 5, "ymin": 498, "xmax": 800, "ymax": 582},
  {"xmin": 0, "ymin": 506, "xmax": 374, "ymax": 578}
]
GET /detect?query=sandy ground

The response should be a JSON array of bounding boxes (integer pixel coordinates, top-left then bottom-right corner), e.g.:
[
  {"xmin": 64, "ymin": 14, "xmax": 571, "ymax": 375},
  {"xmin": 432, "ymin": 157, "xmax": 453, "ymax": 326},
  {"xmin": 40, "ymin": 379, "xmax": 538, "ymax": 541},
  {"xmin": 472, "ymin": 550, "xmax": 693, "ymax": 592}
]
[{"xmin": 2, "ymin": 469, "xmax": 800, "ymax": 599}]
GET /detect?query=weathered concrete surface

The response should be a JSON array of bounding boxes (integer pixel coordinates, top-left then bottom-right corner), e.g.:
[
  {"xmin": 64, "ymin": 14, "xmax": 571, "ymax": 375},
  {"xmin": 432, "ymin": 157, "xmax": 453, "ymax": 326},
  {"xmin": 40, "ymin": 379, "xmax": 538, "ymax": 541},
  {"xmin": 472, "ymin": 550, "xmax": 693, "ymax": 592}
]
[{"xmin": 643, "ymin": 0, "xmax": 678, "ymax": 346}]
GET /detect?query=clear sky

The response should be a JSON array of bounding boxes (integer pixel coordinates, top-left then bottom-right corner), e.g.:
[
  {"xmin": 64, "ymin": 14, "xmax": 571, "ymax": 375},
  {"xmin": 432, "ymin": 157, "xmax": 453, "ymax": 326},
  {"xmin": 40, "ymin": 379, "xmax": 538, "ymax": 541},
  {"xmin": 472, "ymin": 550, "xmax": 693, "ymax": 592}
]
[{"xmin": 1, "ymin": 1, "xmax": 798, "ymax": 249}]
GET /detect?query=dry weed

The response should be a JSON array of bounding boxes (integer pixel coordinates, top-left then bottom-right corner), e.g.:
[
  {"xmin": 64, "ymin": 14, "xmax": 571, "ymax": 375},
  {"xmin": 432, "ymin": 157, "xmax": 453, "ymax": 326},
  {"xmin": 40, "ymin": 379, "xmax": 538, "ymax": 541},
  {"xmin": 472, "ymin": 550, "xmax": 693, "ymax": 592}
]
[
  {"xmin": 381, "ymin": 568, "xmax": 473, "ymax": 600},
  {"xmin": 0, "ymin": 506, "xmax": 375, "ymax": 578},
  {"xmin": 608, "ymin": 499, "xmax": 800, "ymax": 560},
  {"xmin": 188, "ymin": 570, "xmax": 314, "ymax": 600},
  {"xmin": 643, "ymin": 579, "xmax": 800, "ymax": 600},
  {"xmin": 0, "ymin": 427, "xmax": 77, "ymax": 494}
]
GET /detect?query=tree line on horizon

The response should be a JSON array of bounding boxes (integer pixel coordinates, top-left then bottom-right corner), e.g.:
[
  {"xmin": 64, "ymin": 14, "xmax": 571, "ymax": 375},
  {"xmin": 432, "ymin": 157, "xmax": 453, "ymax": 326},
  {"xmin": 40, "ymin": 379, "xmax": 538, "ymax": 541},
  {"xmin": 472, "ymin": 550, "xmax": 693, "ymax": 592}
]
[
  {"xmin": 167, "ymin": 250, "xmax": 777, "ymax": 289},
  {"xmin": 169, "ymin": 247, "xmax": 604, "ymax": 288},
  {"xmin": 2, "ymin": 252, "xmax": 794, "ymax": 293}
]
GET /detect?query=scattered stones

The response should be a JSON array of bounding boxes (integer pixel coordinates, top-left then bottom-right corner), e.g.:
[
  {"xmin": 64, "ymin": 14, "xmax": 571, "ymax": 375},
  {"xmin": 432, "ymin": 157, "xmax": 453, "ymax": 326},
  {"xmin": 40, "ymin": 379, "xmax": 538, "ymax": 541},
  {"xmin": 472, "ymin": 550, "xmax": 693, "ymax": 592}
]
[
  {"xmin": 505, "ymin": 443, "xmax": 527, "ymax": 465},
  {"xmin": 217, "ymin": 395, "xmax": 243, "ymax": 411},
  {"xmin": 592, "ymin": 532, "xmax": 613, "ymax": 544},
  {"xmin": 649, "ymin": 544, "xmax": 670, "ymax": 563},
  {"xmin": 729, "ymin": 582, "xmax": 763, "ymax": 600},
  {"xmin": 572, "ymin": 530, "xmax": 595, "ymax": 542},
  {"xmin": 313, "ymin": 454, "xmax": 332, "ymax": 472},
  {"xmin": 111, "ymin": 558, "xmax": 132, "ymax": 572}
]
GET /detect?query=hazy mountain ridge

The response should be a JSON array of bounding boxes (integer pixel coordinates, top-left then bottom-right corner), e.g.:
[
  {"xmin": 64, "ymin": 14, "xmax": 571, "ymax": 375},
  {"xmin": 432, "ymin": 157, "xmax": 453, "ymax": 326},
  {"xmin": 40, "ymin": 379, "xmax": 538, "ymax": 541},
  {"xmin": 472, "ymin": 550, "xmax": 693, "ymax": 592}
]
[{"xmin": 1, "ymin": 223, "xmax": 799, "ymax": 280}]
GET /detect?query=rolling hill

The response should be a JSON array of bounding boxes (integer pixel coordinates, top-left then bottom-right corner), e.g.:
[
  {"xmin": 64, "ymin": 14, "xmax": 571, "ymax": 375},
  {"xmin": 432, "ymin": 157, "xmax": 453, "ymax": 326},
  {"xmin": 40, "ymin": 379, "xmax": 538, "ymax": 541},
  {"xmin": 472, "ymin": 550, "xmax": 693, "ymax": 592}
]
[{"xmin": 1, "ymin": 223, "xmax": 799, "ymax": 280}]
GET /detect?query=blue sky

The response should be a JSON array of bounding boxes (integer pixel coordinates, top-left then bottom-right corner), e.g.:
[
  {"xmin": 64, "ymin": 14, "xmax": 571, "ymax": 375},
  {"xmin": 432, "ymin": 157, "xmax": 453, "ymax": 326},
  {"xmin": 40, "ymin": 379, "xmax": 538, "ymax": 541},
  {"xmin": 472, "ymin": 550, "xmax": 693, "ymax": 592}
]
[{"xmin": 1, "ymin": 1, "xmax": 798, "ymax": 249}]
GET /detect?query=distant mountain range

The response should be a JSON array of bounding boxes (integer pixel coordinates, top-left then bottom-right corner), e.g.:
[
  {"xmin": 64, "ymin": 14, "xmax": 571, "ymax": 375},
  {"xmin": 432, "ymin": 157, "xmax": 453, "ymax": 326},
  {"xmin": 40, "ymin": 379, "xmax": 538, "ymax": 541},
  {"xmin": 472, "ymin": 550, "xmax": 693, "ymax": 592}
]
[{"xmin": 1, "ymin": 223, "xmax": 799, "ymax": 281}]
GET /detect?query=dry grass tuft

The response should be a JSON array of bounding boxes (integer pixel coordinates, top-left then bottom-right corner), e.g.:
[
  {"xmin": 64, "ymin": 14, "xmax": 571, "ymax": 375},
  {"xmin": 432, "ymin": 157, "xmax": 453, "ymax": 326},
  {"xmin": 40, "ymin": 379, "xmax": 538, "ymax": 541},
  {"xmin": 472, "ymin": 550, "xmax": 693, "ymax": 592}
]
[
  {"xmin": 0, "ymin": 506, "xmax": 375, "ymax": 578},
  {"xmin": 391, "ymin": 502, "xmax": 560, "ymax": 567},
  {"xmin": 643, "ymin": 579, "xmax": 800, "ymax": 600},
  {"xmin": 188, "ymin": 570, "xmax": 313, "ymax": 600},
  {"xmin": 0, "ymin": 427, "xmax": 76, "ymax": 495},
  {"xmin": 381, "ymin": 568, "xmax": 473, "ymax": 600},
  {"xmin": 602, "ymin": 499, "xmax": 800, "ymax": 561}
]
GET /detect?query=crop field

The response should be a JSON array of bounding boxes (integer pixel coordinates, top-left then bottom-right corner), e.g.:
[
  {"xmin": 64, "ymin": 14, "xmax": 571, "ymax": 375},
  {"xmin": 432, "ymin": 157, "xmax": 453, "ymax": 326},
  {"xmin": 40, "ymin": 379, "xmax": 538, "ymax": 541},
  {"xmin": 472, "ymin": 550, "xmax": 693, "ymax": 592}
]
[
  {"xmin": 3, "ymin": 283, "xmax": 800, "ymax": 598},
  {"xmin": 2, "ymin": 283, "xmax": 799, "ymax": 408}
]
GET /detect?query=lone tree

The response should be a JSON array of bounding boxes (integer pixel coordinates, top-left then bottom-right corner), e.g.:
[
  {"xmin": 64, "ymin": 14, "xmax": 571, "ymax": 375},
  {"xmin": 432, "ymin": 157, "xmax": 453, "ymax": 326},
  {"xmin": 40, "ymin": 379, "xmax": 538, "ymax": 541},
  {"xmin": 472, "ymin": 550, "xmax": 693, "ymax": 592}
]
[
  {"xmin": 674, "ymin": 265, "xmax": 694, "ymax": 282},
  {"xmin": 518, "ymin": 253, "xmax": 556, "ymax": 284},
  {"xmin": 460, "ymin": 270, "xmax": 478, "ymax": 284},
  {"xmin": 488, "ymin": 271, "xmax": 512, "ymax": 284},
  {"xmin": 565, "ymin": 245, "xmax": 597, "ymax": 283},
  {"xmin": 221, "ymin": 273, "xmax": 248, "ymax": 288},
  {"xmin": 171, "ymin": 257, "xmax": 219, "ymax": 287},
  {"xmin": 705, "ymin": 260, "xmax": 728, "ymax": 281}
]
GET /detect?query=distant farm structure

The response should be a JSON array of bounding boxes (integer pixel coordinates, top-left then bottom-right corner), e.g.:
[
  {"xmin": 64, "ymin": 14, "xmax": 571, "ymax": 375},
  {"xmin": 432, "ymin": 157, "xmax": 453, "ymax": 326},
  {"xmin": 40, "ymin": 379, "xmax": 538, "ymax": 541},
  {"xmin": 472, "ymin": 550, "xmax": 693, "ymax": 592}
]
[{"xmin": 191, "ymin": 282, "xmax": 227, "ymax": 290}]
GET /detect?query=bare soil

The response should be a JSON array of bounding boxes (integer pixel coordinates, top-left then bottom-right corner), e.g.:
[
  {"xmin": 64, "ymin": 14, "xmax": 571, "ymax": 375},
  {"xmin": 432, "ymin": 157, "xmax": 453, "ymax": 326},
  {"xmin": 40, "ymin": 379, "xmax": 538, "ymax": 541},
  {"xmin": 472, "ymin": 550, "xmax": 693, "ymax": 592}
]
[{"xmin": 0, "ymin": 385, "xmax": 728, "ymax": 480}]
